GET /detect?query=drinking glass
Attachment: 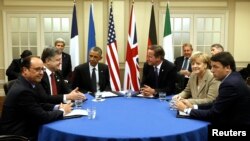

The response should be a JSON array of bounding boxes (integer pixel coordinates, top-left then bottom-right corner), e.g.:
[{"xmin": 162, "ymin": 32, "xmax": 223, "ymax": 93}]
[
  {"xmin": 169, "ymin": 99, "xmax": 177, "ymax": 110},
  {"xmin": 95, "ymin": 92, "xmax": 102, "ymax": 101},
  {"xmin": 87, "ymin": 107, "xmax": 96, "ymax": 119},
  {"xmin": 125, "ymin": 90, "xmax": 132, "ymax": 98},
  {"xmin": 74, "ymin": 99, "xmax": 83, "ymax": 109},
  {"xmin": 159, "ymin": 92, "xmax": 166, "ymax": 102}
]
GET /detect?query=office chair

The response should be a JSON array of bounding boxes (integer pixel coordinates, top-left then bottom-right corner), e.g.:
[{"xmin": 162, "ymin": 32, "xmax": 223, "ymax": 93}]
[{"xmin": 3, "ymin": 79, "xmax": 16, "ymax": 96}]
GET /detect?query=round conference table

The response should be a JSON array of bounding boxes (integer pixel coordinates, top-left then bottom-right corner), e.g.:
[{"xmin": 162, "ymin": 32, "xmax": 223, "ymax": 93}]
[{"xmin": 38, "ymin": 94, "xmax": 210, "ymax": 141}]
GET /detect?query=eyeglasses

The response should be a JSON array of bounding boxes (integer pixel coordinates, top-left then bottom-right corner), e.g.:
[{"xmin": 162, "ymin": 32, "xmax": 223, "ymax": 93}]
[{"xmin": 29, "ymin": 67, "xmax": 46, "ymax": 72}]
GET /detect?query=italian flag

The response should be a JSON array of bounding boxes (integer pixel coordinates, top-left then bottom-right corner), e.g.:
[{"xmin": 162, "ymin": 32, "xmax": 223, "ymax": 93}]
[{"xmin": 163, "ymin": 3, "xmax": 174, "ymax": 62}]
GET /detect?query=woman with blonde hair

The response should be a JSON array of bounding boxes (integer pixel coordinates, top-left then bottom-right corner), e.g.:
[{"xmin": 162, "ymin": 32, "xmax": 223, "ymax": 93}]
[{"xmin": 172, "ymin": 52, "xmax": 220, "ymax": 105}]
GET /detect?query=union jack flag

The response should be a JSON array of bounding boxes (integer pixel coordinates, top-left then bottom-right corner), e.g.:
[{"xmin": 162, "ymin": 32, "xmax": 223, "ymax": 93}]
[
  {"xmin": 106, "ymin": 3, "xmax": 121, "ymax": 91},
  {"xmin": 123, "ymin": 5, "xmax": 140, "ymax": 91}
]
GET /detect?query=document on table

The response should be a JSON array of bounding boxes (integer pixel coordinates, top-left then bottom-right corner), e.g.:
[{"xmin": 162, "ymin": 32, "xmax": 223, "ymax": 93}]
[
  {"xmin": 101, "ymin": 91, "xmax": 119, "ymax": 98},
  {"xmin": 137, "ymin": 94, "xmax": 154, "ymax": 98},
  {"xmin": 176, "ymin": 110, "xmax": 190, "ymax": 118},
  {"xmin": 64, "ymin": 109, "xmax": 88, "ymax": 119}
]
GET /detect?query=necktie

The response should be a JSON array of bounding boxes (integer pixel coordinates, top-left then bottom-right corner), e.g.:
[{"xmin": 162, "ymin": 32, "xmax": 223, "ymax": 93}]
[
  {"xmin": 154, "ymin": 66, "xmax": 159, "ymax": 88},
  {"xmin": 50, "ymin": 72, "xmax": 57, "ymax": 95},
  {"xmin": 182, "ymin": 57, "xmax": 188, "ymax": 70},
  {"xmin": 92, "ymin": 68, "xmax": 97, "ymax": 93}
]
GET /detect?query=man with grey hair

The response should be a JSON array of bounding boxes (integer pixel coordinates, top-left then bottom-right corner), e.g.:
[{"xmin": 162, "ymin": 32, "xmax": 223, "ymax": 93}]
[
  {"xmin": 54, "ymin": 38, "xmax": 72, "ymax": 81},
  {"xmin": 72, "ymin": 46, "xmax": 111, "ymax": 94},
  {"xmin": 211, "ymin": 43, "xmax": 224, "ymax": 56}
]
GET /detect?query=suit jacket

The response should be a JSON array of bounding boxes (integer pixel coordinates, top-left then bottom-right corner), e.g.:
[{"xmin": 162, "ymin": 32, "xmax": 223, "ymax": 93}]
[
  {"xmin": 141, "ymin": 59, "xmax": 177, "ymax": 95},
  {"xmin": 174, "ymin": 56, "xmax": 192, "ymax": 72},
  {"xmin": 190, "ymin": 72, "xmax": 250, "ymax": 126},
  {"xmin": 61, "ymin": 52, "xmax": 72, "ymax": 80},
  {"xmin": 72, "ymin": 63, "xmax": 111, "ymax": 93},
  {"xmin": 6, "ymin": 58, "xmax": 22, "ymax": 81},
  {"xmin": 40, "ymin": 71, "xmax": 71, "ymax": 96},
  {"xmin": 0, "ymin": 76, "xmax": 64, "ymax": 139},
  {"xmin": 178, "ymin": 69, "xmax": 220, "ymax": 105}
]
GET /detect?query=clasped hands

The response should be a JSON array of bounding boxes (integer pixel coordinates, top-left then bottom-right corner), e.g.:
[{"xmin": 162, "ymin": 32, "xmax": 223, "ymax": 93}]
[
  {"xmin": 172, "ymin": 95, "xmax": 193, "ymax": 112},
  {"xmin": 140, "ymin": 85, "xmax": 156, "ymax": 97}
]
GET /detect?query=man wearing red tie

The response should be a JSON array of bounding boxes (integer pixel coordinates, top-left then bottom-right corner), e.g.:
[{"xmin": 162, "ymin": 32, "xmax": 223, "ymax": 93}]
[{"xmin": 40, "ymin": 47, "xmax": 85, "ymax": 102}]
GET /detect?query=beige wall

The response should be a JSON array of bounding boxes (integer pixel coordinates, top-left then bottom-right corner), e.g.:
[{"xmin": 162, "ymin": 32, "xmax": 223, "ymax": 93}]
[{"xmin": 0, "ymin": 0, "xmax": 250, "ymax": 83}]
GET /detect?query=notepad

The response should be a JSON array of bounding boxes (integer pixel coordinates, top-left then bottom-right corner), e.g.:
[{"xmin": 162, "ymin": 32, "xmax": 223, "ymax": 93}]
[
  {"xmin": 101, "ymin": 91, "xmax": 119, "ymax": 98},
  {"xmin": 64, "ymin": 109, "xmax": 88, "ymax": 119},
  {"xmin": 176, "ymin": 110, "xmax": 190, "ymax": 118}
]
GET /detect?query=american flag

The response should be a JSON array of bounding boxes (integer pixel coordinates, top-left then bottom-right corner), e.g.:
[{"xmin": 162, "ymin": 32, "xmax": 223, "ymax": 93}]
[
  {"xmin": 123, "ymin": 5, "xmax": 140, "ymax": 91},
  {"xmin": 106, "ymin": 3, "xmax": 121, "ymax": 91}
]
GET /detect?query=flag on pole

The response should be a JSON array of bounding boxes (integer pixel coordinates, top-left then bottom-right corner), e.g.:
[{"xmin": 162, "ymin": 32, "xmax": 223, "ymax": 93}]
[
  {"xmin": 148, "ymin": 4, "xmax": 157, "ymax": 47},
  {"xmin": 106, "ymin": 3, "xmax": 121, "ymax": 91},
  {"xmin": 123, "ymin": 5, "xmax": 140, "ymax": 91},
  {"xmin": 70, "ymin": 2, "xmax": 79, "ymax": 70},
  {"xmin": 163, "ymin": 3, "xmax": 174, "ymax": 62},
  {"xmin": 87, "ymin": 3, "xmax": 96, "ymax": 60}
]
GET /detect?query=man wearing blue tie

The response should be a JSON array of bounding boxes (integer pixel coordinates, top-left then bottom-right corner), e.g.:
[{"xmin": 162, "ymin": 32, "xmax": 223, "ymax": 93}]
[
  {"xmin": 174, "ymin": 43, "xmax": 193, "ymax": 92},
  {"xmin": 141, "ymin": 45, "xmax": 177, "ymax": 97}
]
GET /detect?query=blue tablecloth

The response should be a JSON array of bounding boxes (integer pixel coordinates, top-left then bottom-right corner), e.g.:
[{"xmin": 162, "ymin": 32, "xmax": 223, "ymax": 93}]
[{"xmin": 38, "ymin": 94, "xmax": 209, "ymax": 141}]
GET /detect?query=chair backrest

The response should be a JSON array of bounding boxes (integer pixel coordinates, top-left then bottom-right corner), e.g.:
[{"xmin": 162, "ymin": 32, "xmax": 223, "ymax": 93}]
[
  {"xmin": 3, "ymin": 79, "xmax": 16, "ymax": 96},
  {"xmin": 0, "ymin": 135, "xmax": 29, "ymax": 141}
]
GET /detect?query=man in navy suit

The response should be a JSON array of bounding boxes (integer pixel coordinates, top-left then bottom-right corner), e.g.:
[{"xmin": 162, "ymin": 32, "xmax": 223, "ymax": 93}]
[
  {"xmin": 174, "ymin": 43, "xmax": 193, "ymax": 92},
  {"xmin": 176, "ymin": 52, "xmax": 250, "ymax": 127},
  {"xmin": 72, "ymin": 46, "xmax": 111, "ymax": 94},
  {"xmin": 141, "ymin": 45, "xmax": 177, "ymax": 96},
  {"xmin": 40, "ymin": 47, "xmax": 85, "ymax": 101},
  {"xmin": 54, "ymin": 38, "xmax": 72, "ymax": 82},
  {"xmin": 0, "ymin": 56, "xmax": 72, "ymax": 140}
]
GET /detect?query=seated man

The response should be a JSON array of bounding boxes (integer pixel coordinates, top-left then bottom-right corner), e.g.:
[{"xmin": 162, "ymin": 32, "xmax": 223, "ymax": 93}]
[
  {"xmin": 40, "ymin": 47, "xmax": 85, "ymax": 102},
  {"xmin": 210, "ymin": 43, "xmax": 224, "ymax": 56},
  {"xmin": 174, "ymin": 43, "xmax": 193, "ymax": 92},
  {"xmin": 141, "ymin": 45, "xmax": 177, "ymax": 97},
  {"xmin": 0, "ymin": 56, "xmax": 72, "ymax": 140},
  {"xmin": 176, "ymin": 52, "xmax": 250, "ymax": 127},
  {"xmin": 6, "ymin": 50, "xmax": 32, "ymax": 81},
  {"xmin": 72, "ymin": 46, "xmax": 111, "ymax": 94}
]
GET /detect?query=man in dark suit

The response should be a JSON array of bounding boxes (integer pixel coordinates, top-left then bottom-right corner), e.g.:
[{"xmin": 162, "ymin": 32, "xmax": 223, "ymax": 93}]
[
  {"xmin": 54, "ymin": 38, "xmax": 72, "ymax": 82},
  {"xmin": 72, "ymin": 46, "xmax": 111, "ymax": 94},
  {"xmin": 174, "ymin": 43, "xmax": 193, "ymax": 92},
  {"xmin": 0, "ymin": 56, "xmax": 72, "ymax": 140},
  {"xmin": 176, "ymin": 52, "xmax": 250, "ymax": 127},
  {"xmin": 6, "ymin": 50, "xmax": 32, "ymax": 81},
  {"xmin": 40, "ymin": 47, "xmax": 85, "ymax": 101},
  {"xmin": 141, "ymin": 45, "xmax": 177, "ymax": 96}
]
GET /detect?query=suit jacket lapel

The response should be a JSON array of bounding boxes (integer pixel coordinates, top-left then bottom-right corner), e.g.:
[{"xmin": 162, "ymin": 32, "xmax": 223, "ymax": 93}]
[
  {"xmin": 43, "ymin": 72, "xmax": 52, "ymax": 95},
  {"xmin": 158, "ymin": 60, "xmax": 167, "ymax": 83},
  {"xmin": 197, "ymin": 71, "xmax": 208, "ymax": 95},
  {"xmin": 86, "ymin": 65, "xmax": 92, "ymax": 88}
]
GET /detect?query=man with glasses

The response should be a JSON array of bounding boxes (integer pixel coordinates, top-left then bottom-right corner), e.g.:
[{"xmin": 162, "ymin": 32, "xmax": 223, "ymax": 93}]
[{"xmin": 0, "ymin": 56, "xmax": 72, "ymax": 140}]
